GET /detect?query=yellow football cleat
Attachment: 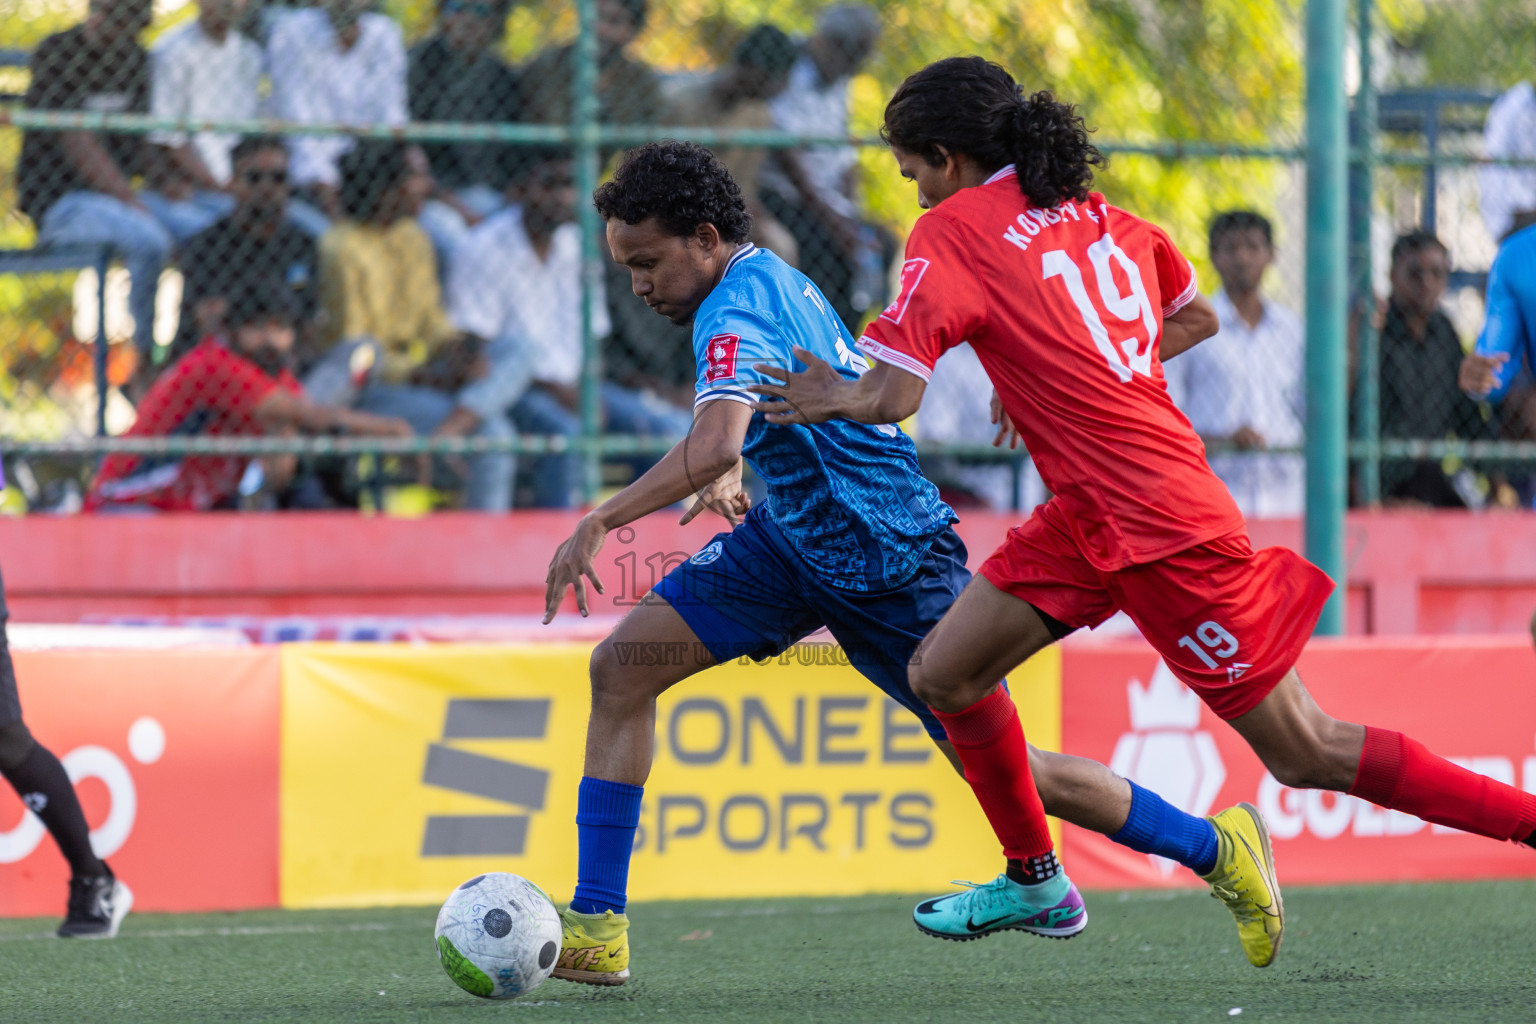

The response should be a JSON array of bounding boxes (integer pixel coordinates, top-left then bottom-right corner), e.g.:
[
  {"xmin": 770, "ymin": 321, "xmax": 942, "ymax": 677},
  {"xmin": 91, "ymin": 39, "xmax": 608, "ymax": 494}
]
[
  {"xmin": 552, "ymin": 907, "xmax": 630, "ymax": 986},
  {"xmin": 1202, "ymin": 802, "xmax": 1284, "ymax": 968}
]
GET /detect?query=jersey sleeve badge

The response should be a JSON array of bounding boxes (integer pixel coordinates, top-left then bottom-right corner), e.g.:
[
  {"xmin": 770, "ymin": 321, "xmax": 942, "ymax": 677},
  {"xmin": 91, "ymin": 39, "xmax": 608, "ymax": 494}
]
[
  {"xmin": 880, "ymin": 258, "xmax": 931, "ymax": 325},
  {"xmin": 704, "ymin": 333, "xmax": 741, "ymax": 383}
]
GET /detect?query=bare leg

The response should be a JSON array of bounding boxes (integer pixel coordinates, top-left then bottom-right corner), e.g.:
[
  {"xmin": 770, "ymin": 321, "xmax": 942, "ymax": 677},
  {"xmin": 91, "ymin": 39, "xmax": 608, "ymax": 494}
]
[
  {"xmin": 934, "ymin": 738, "xmax": 1134, "ymax": 836},
  {"xmin": 584, "ymin": 594, "xmax": 716, "ymax": 785},
  {"xmin": 1226, "ymin": 670, "xmax": 1364, "ymax": 790}
]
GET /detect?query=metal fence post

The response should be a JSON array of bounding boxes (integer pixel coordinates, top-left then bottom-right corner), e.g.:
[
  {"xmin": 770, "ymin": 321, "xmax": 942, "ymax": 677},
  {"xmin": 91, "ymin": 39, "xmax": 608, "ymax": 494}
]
[
  {"xmin": 1306, "ymin": 0, "xmax": 1349, "ymax": 634},
  {"xmin": 573, "ymin": 0, "xmax": 602, "ymax": 505},
  {"xmin": 95, "ymin": 248, "xmax": 109, "ymax": 438},
  {"xmin": 1352, "ymin": 0, "xmax": 1380, "ymax": 505}
]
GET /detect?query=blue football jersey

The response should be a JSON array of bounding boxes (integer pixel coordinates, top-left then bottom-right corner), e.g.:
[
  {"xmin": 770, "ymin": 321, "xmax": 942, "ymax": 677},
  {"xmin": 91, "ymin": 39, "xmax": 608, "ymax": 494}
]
[
  {"xmin": 1475, "ymin": 222, "xmax": 1536, "ymax": 403},
  {"xmin": 692, "ymin": 244, "xmax": 956, "ymax": 592}
]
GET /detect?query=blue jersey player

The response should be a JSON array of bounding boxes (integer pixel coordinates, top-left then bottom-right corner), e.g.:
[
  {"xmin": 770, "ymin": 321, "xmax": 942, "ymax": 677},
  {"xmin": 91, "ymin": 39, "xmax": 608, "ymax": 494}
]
[
  {"xmin": 1462, "ymin": 222, "xmax": 1536, "ymax": 411},
  {"xmin": 544, "ymin": 141, "xmax": 1277, "ymax": 985}
]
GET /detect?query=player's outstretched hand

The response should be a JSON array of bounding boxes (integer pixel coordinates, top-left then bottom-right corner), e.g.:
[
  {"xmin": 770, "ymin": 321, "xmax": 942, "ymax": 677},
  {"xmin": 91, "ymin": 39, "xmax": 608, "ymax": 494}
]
[
  {"xmin": 681, "ymin": 459, "xmax": 751, "ymax": 527},
  {"xmin": 1459, "ymin": 352, "xmax": 1508, "ymax": 398},
  {"xmin": 990, "ymin": 390, "xmax": 1022, "ymax": 449},
  {"xmin": 748, "ymin": 347, "xmax": 848, "ymax": 425},
  {"xmin": 543, "ymin": 514, "xmax": 608, "ymax": 623}
]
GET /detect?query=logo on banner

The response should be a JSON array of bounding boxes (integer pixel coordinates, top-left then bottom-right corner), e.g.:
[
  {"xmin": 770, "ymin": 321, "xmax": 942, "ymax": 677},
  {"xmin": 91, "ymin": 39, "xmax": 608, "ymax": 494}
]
[
  {"xmin": 879, "ymin": 258, "xmax": 930, "ymax": 325},
  {"xmin": 0, "ymin": 717, "xmax": 165, "ymax": 865},
  {"xmin": 1108, "ymin": 661, "xmax": 1225, "ymax": 875},
  {"xmin": 704, "ymin": 334, "xmax": 740, "ymax": 383},
  {"xmin": 421, "ymin": 700, "xmax": 551, "ymax": 857}
]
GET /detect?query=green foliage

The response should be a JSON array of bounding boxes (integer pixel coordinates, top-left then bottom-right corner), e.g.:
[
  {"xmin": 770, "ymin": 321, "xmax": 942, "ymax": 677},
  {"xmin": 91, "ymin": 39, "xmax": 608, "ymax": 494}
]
[{"xmin": 1377, "ymin": 0, "xmax": 1536, "ymax": 92}]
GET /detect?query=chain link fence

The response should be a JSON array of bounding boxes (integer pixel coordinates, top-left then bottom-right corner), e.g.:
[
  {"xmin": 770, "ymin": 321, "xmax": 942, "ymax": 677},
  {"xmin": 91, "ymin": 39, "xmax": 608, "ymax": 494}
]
[{"xmin": 0, "ymin": 0, "xmax": 1525, "ymax": 515}]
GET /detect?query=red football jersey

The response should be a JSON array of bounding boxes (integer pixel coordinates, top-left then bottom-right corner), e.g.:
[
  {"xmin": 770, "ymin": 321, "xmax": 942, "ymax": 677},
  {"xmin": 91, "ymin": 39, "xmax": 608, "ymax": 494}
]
[
  {"xmin": 860, "ymin": 168, "xmax": 1244, "ymax": 571},
  {"xmin": 88, "ymin": 337, "xmax": 301, "ymax": 512}
]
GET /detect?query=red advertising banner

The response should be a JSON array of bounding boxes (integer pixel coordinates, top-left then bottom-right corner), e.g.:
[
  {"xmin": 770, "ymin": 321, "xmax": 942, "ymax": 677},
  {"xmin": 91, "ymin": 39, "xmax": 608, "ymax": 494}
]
[
  {"xmin": 0, "ymin": 649, "xmax": 280, "ymax": 916},
  {"xmin": 1061, "ymin": 637, "xmax": 1536, "ymax": 889}
]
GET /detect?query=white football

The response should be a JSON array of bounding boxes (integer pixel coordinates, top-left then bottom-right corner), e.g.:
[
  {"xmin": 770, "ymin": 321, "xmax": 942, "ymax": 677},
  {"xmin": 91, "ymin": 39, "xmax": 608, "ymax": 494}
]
[{"xmin": 434, "ymin": 872, "xmax": 562, "ymax": 999}]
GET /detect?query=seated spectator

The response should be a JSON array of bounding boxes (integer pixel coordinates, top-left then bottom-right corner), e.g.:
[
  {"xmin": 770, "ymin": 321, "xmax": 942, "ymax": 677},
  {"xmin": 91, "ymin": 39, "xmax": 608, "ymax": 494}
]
[
  {"xmin": 142, "ymin": 0, "xmax": 263, "ymax": 243},
  {"xmin": 1481, "ymin": 81, "xmax": 1536, "ymax": 245},
  {"xmin": 309, "ymin": 140, "xmax": 516, "ymax": 511},
  {"xmin": 410, "ymin": 0, "xmax": 520, "ymax": 256},
  {"xmin": 267, "ymin": 0, "xmax": 407, "ymax": 233},
  {"xmin": 758, "ymin": 3, "xmax": 892, "ymax": 330},
  {"xmin": 86, "ymin": 283, "xmax": 411, "ymax": 513},
  {"xmin": 665, "ymin": 24, "xmax": 800, "ymax": 264},
  {"xmin": 19, "ymin": 0, "xmax": 173, "ymax": 360},
  {"xmin": 1164, "ymin": 211, "xmax": 1304, "ymax": 518},
  {"xmin": 174, "ymin": 136, "xmax": 319, "ymax": 364},
  {"xmin": 446, "ymin": 149, "xmax": 690, "ymax": 508},
  {"xmin": 1371, "ymin": 230, "xmax": 1490, "ymax": 506},
  {"xmin": 520, "ymin": 0, "xmax": 659, "ymax": 143}
]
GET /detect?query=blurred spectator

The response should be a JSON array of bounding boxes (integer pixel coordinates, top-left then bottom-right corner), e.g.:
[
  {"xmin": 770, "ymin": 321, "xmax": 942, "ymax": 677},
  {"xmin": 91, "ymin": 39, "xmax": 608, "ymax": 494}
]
[
  {"xmin": 86, "ymin": 283, "xmax": 410, "ymax": 513},
  {"xmin": 142, "ymin": 0, "xmax": 263, "ymax": 242},
  {"xmin": 267, "ymin": 0, "xmax": 407, "ymax": 231},
  {"xmin": 1481, "ymin": 82, "xmax": 1536, "ymax": 244},
  {"xmin": 1164, "ymin": 211, "xmax": 1304, "ymax": 518},
  {"xmin": 758, "ymin": 3, "xmax": 892, "ymax": 330},
  {"xmin": 410, "ymin": 0, "xmax": 520, "ymax": 256},
  {"xmin": 18, "ymin": 0, "xmax": 171, "ymax": 359},
  {"xmin": 665, "ymin": 24, "xmax": 800, "ymax": 264},
  {"xmin": 174, "ymin": 136, "xmax": 318, "ymax": 364},
  {"xmin": 520, "ymin": 0, "xmax": 659, "ymax": 141},
  {"xmin": 1374, "ymin": 230, "xmax": 1489, "ymax": 507},
  {"xmin": 308, "ymin": 141, "xmax": 516, "ymax": 511},
  {"xmin": 447, "ymin": 150, "xmax": 689, "ymax": 508}
]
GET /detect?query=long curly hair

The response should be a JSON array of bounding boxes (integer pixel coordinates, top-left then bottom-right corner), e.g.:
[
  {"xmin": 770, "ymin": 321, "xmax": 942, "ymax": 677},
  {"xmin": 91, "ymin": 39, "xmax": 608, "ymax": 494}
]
[
  {"xmin": 593, "ymin": 141, "xmax": 752, "ymax": 243},
  {"xmin": 882, "ymin": 56, "xmax": 1105, "ymax": 209}
]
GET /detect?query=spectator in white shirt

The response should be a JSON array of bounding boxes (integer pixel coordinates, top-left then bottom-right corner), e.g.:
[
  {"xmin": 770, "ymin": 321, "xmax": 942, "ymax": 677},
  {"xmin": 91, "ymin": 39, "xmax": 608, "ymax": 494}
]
[
  {"xmin": 1481, "ymin": 82, "xmax": 1536, "ymax": 245},
  {"xmin": 758, "ymin": 4, "xmax": 890, "ymax": 331},
  {"xmin": 1164, "ymin": 211, "xmax": 1305, "ymax": 518},
  {"xmin": 141, "ymin": 0, "xmax": 263, "ymax": 241},
  {"xmin": 267, "ymin": 0, "xmax": 407, "ymax": 230},
  {"xmin": 446, "ymin": 149, "xmax": 690, "ymax": 507}
]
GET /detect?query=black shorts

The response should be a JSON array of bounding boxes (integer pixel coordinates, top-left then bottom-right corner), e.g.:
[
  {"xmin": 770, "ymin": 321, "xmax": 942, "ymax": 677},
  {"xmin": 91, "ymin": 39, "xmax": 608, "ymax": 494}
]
[{"xmin": 0, "ymin": 565, "xmax": 21, "ymax": 728}]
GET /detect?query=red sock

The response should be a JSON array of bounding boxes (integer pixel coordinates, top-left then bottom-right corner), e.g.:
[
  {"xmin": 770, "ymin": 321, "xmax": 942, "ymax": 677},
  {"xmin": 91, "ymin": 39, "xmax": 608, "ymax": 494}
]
[
  {"xmin": 1349, "ymin": 726, "xmax": 1536, "ymax": 842},
  {"xmin": 932, "ymin": 688, "xmax": 1055, "ymax": 860}
]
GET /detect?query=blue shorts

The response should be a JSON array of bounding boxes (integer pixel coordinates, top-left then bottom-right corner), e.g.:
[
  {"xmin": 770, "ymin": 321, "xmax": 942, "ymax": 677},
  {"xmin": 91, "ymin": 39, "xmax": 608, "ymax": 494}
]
[{"xmin": 652, "ymin": 506, "xmax": 967, "ymax": 740}]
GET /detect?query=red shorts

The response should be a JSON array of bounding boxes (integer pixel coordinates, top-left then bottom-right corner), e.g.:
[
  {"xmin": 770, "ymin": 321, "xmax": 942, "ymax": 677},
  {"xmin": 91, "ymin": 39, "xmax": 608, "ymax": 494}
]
[{"xmin": 979, "ymin": 500, "xmax": 1334, "ymax": 720}]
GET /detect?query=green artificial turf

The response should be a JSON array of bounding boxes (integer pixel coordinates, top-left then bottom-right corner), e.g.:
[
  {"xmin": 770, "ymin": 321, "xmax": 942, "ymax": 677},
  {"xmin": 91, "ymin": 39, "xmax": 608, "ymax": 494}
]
[{"xmin": 2, "ymin": 881, "xmax": 1532, "ymax": 1023}]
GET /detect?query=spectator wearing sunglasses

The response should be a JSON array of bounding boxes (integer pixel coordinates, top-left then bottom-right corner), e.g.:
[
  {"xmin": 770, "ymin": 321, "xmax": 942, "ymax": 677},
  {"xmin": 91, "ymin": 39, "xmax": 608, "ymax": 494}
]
[{"xmin": 173, "ymin": 136, "xmax": 319, "ymax": 366}]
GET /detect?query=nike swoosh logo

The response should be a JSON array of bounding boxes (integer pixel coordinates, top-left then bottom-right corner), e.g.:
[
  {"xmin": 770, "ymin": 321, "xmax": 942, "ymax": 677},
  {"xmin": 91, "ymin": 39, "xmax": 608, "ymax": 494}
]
[
  {"xmin": 965, "ymin": 915, "xmax": 1014, "ymax": 932},
  {"xmin": 1234, "ymin": 833, "xmax": 1280, "ymax": 917}
]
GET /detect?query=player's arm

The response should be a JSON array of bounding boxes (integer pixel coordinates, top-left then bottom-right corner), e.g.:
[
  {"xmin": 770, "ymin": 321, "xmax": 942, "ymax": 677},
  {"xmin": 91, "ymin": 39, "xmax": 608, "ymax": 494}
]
[
  {"xmin": 749, "ymin": 347, "xmax": 927, "ymax": 426},
  {"xmin": 1462, "ymin": 254, "xmax": 1522, "ymax": 401},
  {"xmin": 1159, "ymin": 293, "xmax": 1220, "ymax": 361},
  {"xmin": 543, "ymin": 399, "xmax": 752, "ymax": 622},
  {"xmin": 253, "ymin": 389, "xmax": 413, "ymax": 439}
]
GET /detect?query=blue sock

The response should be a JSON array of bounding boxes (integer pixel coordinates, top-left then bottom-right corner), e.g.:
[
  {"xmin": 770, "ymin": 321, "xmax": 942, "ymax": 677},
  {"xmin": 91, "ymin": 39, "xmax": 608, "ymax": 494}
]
[
  {"xmin": 570, "ymin": 776, "xmax": 644, "ymax": 915},
  {"xmin": 1108, "ymin": 780, "xmax": 1219, "ymax": 876}
]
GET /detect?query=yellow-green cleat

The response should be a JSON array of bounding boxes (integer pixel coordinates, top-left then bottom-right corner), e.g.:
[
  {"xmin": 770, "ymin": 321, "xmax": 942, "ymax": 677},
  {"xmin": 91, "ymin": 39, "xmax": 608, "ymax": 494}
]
[
  {"xmin": 1202, "ymin": 802, "xmax": 1284, "ymax": 968},
  {"xmin": 552, "ymin": 907, "xmax": 630, "ymax": 986}
]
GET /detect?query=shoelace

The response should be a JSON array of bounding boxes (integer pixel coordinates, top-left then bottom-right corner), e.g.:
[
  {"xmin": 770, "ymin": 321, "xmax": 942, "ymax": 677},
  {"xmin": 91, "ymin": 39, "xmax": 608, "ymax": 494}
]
[
  {"xmin": 946, "ymin": 875, "xmax": 1019, "ymax": 916},
  {"xmin": 1208, "ymin": 876, "xmax": 1260, "ymax": 926}
]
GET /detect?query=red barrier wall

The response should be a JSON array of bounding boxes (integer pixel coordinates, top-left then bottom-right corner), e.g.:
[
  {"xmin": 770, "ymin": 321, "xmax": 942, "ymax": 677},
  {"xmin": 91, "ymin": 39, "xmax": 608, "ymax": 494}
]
[
  {"xmin": 2, "ymin": 510, "xmax": 1534, "ymax": 635},
  {"xmin": 1060, "ymin": 635, "xmax": 1536, "ymax": 888}
]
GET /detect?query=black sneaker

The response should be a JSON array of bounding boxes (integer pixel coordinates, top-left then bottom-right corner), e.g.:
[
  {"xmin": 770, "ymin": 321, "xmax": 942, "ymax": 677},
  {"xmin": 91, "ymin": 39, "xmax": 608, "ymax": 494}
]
[{"xmin": 57, "ymin": 869, "xmax": 133, "ymax": 939}]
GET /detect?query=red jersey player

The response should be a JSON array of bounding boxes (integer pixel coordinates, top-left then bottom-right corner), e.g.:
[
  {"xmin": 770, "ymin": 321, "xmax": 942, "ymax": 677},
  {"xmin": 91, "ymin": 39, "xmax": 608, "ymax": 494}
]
[{"xmin": 753, "ymin": 57, "xmax": 1536, "ymax": 964}]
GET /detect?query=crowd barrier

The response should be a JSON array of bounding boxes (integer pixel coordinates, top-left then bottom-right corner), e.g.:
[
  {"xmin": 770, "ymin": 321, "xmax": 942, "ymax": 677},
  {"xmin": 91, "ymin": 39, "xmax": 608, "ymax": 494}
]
[
  {"xmin": 2, "ymin": 636, "xmax": 1532, "ymax": 916},
  {"xmin": 4, "ymin": 510, "xmax": 1536, "ymax": 635}
]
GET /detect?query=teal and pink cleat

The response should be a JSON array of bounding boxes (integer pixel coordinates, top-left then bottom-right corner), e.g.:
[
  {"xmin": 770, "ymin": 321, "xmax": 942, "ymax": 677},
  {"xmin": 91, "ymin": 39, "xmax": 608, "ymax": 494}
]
[{"xmin": 913, "ymin": 871, "xmax": 1087, "ymax": 942}]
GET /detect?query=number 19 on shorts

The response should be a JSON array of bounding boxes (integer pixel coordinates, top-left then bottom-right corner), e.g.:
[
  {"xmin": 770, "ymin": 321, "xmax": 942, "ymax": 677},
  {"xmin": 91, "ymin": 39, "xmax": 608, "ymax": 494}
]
[{"xmin": 1176, "ymin": 620, "xmax": 1249, "ymax": 677}]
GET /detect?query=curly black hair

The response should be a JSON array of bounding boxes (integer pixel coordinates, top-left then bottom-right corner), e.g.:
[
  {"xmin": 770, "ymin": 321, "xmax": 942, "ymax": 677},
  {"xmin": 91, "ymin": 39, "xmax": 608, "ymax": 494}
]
[
  {"xmin": 882, "ymin": 56, "xmax": 1105, "ymax": 209},
  {"xmin": 592, "ymin": 141, "xmax": 752, "ymax": 243}
]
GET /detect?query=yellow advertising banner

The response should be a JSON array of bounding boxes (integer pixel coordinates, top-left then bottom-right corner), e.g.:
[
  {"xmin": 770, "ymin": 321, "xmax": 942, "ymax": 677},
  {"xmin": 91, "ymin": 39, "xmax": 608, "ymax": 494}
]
[{"xmin": 280, "ymin": 642, "xmax": 1061, "ymax": 908}]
